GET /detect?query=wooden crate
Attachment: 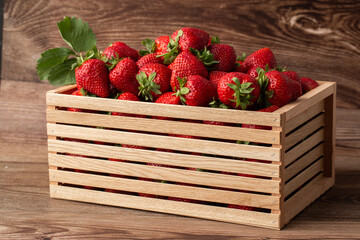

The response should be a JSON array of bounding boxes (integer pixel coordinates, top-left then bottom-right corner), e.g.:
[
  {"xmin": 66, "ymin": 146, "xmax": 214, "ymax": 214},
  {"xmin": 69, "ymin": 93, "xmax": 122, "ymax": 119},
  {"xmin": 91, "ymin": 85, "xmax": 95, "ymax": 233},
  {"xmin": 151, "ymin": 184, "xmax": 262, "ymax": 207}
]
[{"xmin": 46, "ymin": 81, "xmax": 336, "ymax": 230}]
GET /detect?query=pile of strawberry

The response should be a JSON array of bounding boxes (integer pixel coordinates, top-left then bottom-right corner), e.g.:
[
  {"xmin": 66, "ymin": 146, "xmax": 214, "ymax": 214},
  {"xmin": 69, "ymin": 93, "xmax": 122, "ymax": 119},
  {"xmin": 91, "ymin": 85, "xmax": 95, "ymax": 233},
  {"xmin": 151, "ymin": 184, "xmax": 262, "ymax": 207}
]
[{"xmin": 37, "ymin": 17, "xmax": 319, "ymax": 112}]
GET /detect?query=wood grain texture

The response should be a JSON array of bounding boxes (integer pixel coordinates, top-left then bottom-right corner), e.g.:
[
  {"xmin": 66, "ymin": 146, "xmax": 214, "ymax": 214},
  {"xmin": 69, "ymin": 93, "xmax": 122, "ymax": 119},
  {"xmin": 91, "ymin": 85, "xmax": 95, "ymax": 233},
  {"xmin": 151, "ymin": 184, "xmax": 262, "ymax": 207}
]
[{"xmin": 2, "ymin": 0, "xmax": 360, "ymax": 109}]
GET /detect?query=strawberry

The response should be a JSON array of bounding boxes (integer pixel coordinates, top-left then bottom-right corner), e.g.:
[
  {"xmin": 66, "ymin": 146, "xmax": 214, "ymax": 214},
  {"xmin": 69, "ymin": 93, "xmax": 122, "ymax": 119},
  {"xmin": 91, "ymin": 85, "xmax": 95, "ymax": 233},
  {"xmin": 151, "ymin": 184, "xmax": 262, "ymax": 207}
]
[
  {"xmin": 75, "ymin": 59, "xmax": 110, "ymax": 98},
  {"xmin": 243, "ymin": 48, "xmax": 277, "ymax": 72},
  {"xmin": 155, "ymin": 35, "xmax": 170, "ymax": 56},
  {"xmin": 209, "ymin": 71, "xmax": 227, "ymax": 87},
  {"xmin": 137, "ymin": 63, "xmax": 171, "ymax": 101},
  {"xmin": 282, "ymin": 71, "xmax": 301, "ymax": 83},
  {"xmin": 301, "ymin": 77, "xmax": 319, "ymax": 92},
  {"xmin": 286, "ymin": 77, "xmax": 302, "ymax": 101},
  {"xmin": 242, "ymin": 105, "xmax": 280, "ymax": 130},
  {"xmin": 110, "ymin": 41, "xmax": 139, "ymax": 61},
  {"xmin": 175, "ymin": 75, "xmax": 215, "ymax": 106},
  {"xmin": 170, "ymin": 51, "xmax": 208, "ymax": 91},
  {"xmin": 155, "ymin": 92, "xmax": 181, "ymax": 105},
  {"xmin": 172, "ymin": 27, "xmax": 209, "ymax": 52},
  {"xmin": 136, "ymin": 53, "xmax": 163, "ymax": 69},
  {"xmin": 247, "ymin": 65, "xmax": 266, "ymax": 78},
  {"xmin": 109, "ymin": 58, "xmax": 139, "ymax": 95},
  {"xmin": 234, "ymin": 53, "xmax": 247, "ymax": 73},
  {"xmin": 112, "ymin": 92, "xmax": 146, "ymax": 118},
  {"xmin": 208, "ymin": 44, "xmax": 236, "ymax": 72},
  {"xmin": 217, "ymin": 72, "xmax": 260, "ymax": 110}
]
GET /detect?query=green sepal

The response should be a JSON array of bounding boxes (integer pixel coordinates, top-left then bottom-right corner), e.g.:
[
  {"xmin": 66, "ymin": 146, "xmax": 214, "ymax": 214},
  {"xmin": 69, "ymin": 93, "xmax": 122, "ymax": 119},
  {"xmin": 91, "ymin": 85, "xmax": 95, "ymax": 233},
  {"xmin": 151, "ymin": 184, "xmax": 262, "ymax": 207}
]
[
  {"xmin": 71, "ymin": 46, "xmax": 103, "ymax": 70},
  {"xmin": 226, "ymin": 77, "xmax": 255, "ymax": 110},
  {"xmin": 136, "ymin": 71, "xmax": 161, "ymax": 101},
  {"xmin": 236, "ymin": 140, "xmax": 251, "ymax": 145},
  {"xmin": 236, "ymin": 52, "xmax": 246, "ymax": 62},
  {"xmin": 190, "ymin": 47, "xmax": 219, "ymax": 69},
  {"xmin": 36, "ymin": 47, "xmax": 75, "ymax": 81},
  {"xmin": 211, "ymin": 36, "xmax": 220, "ymax": 44},
  {"xmin": 209, "ymin": 98, "xmax": 230, "ymax": 109},
  {"xmin": 158, "ymin": 30, "xmax": 183, "ymax": 64},
  {"xmin": 139, "ymin": 38, "xmax": 156, "ymax": 56},
  {"xmin": 276, "ymin": 65, "xmax": 287, "ymax": 72},
  {"xmin": 174, "ymin": 77, "xmax": 189, "ymax": 104},
  {"xmin": 57, "ymin": 16, "xmax": 97, "ymax": 53},
  {"xmin": 79, "ymin": 88, "xmax": 97, "ymax": 97}
]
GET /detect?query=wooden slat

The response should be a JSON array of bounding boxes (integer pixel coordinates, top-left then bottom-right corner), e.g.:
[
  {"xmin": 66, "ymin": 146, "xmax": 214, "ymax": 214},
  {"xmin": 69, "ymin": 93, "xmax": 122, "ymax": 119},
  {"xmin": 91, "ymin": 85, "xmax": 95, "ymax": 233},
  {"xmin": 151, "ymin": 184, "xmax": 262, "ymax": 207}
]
[
  {"xmin": 285, "ymin": 144, "xmax": 324, "ymax": 181},
  {"xmin": 324, "ymin": 89, "xmax": 336, "ymax": 179},
  {"xmin": 276, "ymin": 82, "xmax": 335, "ymax": 121},
  {"xmin": 285, "ymin": 129, "xmax": 324, "ymax": 166},
  {"xmin": 283, "ymin": 175, "xmax": 334, "ymax": 225},
  {"xmin": 284, "ymin": 158, "xmax": 323, "ymax": 197},
  {"xmin": 285, "ymin": 100, "xmax": 325, "ymax": 134},
  {"xmin": 285, "ymin": 114, "xmax": 325, "ymax": 151},
  {"xmin": 50, "ymin": 185, "xmax": 280, "ymax": 229},
  {"xmin": 47, "ymin": 123, "xmax": 281, "ymax": 161},
  {"xmin": 46, "ymin": 109, "xmax": 281, "ymax": 144},
  {"xmin": 48, "ymin": 153, "xmax": 280, "ymax": 194},
  {"xmin": 48, "ymin": 139, "xmax": 280, "ymax": 177},
  {"xmin": 46, "ymin": 84, "xmax": 77, "ymax": 94},
  {"xmin": 49, "ymin": 169, "xmax": 280, "ymax": 209},
  {"xmin": 46, "ymin": 92, "xmax": 282, "ymax": 126}
]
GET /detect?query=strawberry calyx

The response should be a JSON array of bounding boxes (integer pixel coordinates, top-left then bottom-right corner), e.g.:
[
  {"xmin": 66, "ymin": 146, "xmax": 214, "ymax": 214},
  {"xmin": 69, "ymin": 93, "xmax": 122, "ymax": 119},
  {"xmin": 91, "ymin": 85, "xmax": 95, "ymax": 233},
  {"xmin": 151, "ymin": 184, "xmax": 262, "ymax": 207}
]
[
  {"xmin": 157, "ymin": 30, "xmax": 183, "ymax": 64},
  {"xmin": 189, "ymin": 47, "xmax": 219, "ymax": 69},
  {"xmin": 136, "ymin": 71, "xmax": 161, "ymax": 101},
  {"xmin": 79, "ymin": 88, "xmax": 97, "ymax": 97},
  {"xmin": 235, "ymin": 53, "xmax": 246, "ymax": 66},
  {"xmin": 139, "ymin": 38, "xmax": 156, "ymax": 56},
  {"xmin": 256, "ymin": 65, "xmax": 274, "ymax": 108},
  {"xmin": 209, "ymin": 97, "xmax": 230, "ymax": 109},
  {"xmin": 210, "ymin": 36, "xmax": 220, "ymax": 44},
  {"xmin": 173, "ymin": 77, "xmax": 190, "ymax": 104},
  {"xmin": 71, "ymin": 46, "xmax": 105, "ymax": 69},
  {"xmin": 276, "ymin": 65, "xmax": 287, "ymax": 72},
  {"xmin": 227, "ymin": 77, "xmax": 255, "ymax": 110}
]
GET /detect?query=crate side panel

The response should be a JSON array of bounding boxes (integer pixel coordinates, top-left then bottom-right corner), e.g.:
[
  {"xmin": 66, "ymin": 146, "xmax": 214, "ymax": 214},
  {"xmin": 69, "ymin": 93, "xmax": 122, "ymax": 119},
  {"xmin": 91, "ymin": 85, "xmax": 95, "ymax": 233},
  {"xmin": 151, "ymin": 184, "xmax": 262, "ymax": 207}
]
[
  {"xmin": 285, "ymin": 113, "xmax": 324, "ymax": 151},
  {"xmin": 49, "ymin": 169, "xmax": 280, "ymax": 210},
  {"xmin": 283, "ymin": 175, "xmax": 334, "ymax": 225},
  {"xmin": 285, "ymin": 129, "xmax": 324, "ymax": 166},
  {"xmin": 46, "ymin": 92, "xmax": 282, "ymax": 126},
  {"xmin": 47, "ymin": 109, "xmax": 281, "ymax": 145},
  {"xmin": 285, "ymin": 143, "xmax": 324, "ymax": 181},
  {"xmin": 48, "ymin": 154, "xmax": 280, "ymax": 194},
  {"xmin": 47, "ymin": 124, "xmax": 280, "ymax": 161},
  {"xmin": 323, "ymin": 90, "xmax": 336, "ymax": 179},
  {"xmin": 48, "ymin": 139, "xmax": 280, "ymax": 178},
  {"xmin": 50, "ymin": 185, "xmax": 280, "ymax": 229},
  {"xmin": 284, "ymin": 158, "xmax": 323, "ymax": 197}
]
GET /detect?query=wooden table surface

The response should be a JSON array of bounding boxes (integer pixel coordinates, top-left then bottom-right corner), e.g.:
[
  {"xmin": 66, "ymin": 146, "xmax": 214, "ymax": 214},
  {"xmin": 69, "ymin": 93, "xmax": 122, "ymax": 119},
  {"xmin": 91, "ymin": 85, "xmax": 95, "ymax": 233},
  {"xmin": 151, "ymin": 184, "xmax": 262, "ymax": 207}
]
[{"xmin": 0, "ymin": 80, "xmax": 359, "ymax": 239}]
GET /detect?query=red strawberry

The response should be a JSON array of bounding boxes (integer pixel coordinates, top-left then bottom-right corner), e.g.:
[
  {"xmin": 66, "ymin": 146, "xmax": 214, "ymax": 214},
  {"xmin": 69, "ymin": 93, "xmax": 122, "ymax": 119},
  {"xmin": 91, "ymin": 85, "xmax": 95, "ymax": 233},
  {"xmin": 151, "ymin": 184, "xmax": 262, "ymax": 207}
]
[
  {"xmin": 136, "ymin": 53, "xmax": 163, "ymax": 69},
  {"xmin": 242, "ymin": 105, "xmax": 280, "ymax": 130},
  {"xmin": 172, "ymin": 27, "xmax": 210, "ymax": 52},
  {"xmin": 234, "ymin": 53, "xmax": 247, "ymax": 73},
  {"xmin": 137, "ymin": 63, "xmax": 171, "ymax": 101},
  {"xmin": 155, "ymin": 35, "xmax": 170, "ymax": 56},
  {"xmin": 175, "ymin": 75, "xmax": 215, "ymax": 106},
  {"xmin": 109, "ymin": 41, "xmax": 140, "ymax": 61},
  {"xmin": 217, "ymin": 72, "xmax": 260, "ymax": 110},
  {"xmin": 109, "ymin": 58, "xmax": 139, "ymax": 95},
  {"xmin": 112, "ymin": 92, "xmax": 146, "ymax": 118},
  {"xmin": 209, "ymin": 71, "xmax": 227, "ymax": 87},
  {"xmin": 282, "ymin": 71, "xmax": 301, "ymax": 83},
  {"xmin": 261, "ymin": 71, "xmax": 291, "ymax": 107},
  {"xmin": 75, "ymin": 59, "xmax": 110, "ymax": 98},
  {"xmin": 286, "ymin": 77, "xmax": 302, "ymax": 101},
  {"xmin": 301, "ymin": 77, "xmax": 319, "ymax": 92},
  {"xmin": 243, "ymin": 48, "xmax": 277, "ymax": 72},
  {"xmin": 208, "ymin": 44, "xmax": 236, "ymax": 72},
  {"xmin": 170, "ymin": 51, "xmax": 208, "ymax": 91},
  {"xmin": 155, "ymin": 92, "xmax": 181, "ymax": 105},
  {"xmin": 247, "ymin": 65, "xmax": 266, "ymax": 78}
]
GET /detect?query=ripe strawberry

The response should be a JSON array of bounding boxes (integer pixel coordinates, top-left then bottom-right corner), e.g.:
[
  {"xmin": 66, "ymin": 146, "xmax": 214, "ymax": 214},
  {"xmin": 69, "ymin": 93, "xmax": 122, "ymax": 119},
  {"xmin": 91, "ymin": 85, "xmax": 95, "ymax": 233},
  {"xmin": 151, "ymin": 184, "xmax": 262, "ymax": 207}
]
[
  {"xmin": 242, "ymin": 105, "xmax": 280, "ymax": 130},
  {"xmin": 75, "ymin": 59, "xmax": 110, "ymax": 98},
  {"xmin": 282, "ymin": 71, "xmax": 301, "ymax": 83},
  {"xmin": 301, "ymin": 77, "xmax": 319, "ymax": 92},
  {"xmin": 172, "ymin": 27, "xmax": 209, "ymax": 52},
  {"xmin": 243, "ymin": 48, "xmax": 277, "ymax": 72},
  {"xmin": 175, "ymin": 75, "xmax": 215, "ymax": 106},
  {"xmin": 286, "ymin": 77, "xmax": 302, "ymax": 101},
  {"xmin": 247, "ymin": 65, "xmax": 266, "ymax": 78},
  {"xmin": 137, "ymin": 63, "xmax": 171, "ymax": 101},
  {"xmin": 217, "ymin": 72, "xmax": 260, "ymax": 110},
  {"xmin": 112, "ymin": 92, "xmax": 146, "ymax": 118},
  {"xmin": 109, "ymin": 41, "xmax": 140, "ymax": 61},
  {"xmin": 109, "ymin": 58, "xmax": 139, "ymax": 95},
  {"xmin": 136, "ymin": 53, "xmax": 164, "ymax": 69},
  {"xmin": 155, "ymin": 92, "xmax": 181, "ymax": 105},
  {"xmin": 155, "ymin": 35, "xmax": 170, "ymax": 56},
  {"xmin": 208, "ymin": 44, "xmax": 236, "ymax": 72},
  {"xmin": 260, "ymin": 70, "xmax": 291, "ymax": 107},
  {"xmin": 209, "ymin": 71, "xmax": 227, "ymax": 87},
  {"xmin": 234, "ymin": 53, "xmax": 247, "ymax": 73},
  {"xmin": 170, "ymin": 51, "xmax": 208, "ymax": 91}
]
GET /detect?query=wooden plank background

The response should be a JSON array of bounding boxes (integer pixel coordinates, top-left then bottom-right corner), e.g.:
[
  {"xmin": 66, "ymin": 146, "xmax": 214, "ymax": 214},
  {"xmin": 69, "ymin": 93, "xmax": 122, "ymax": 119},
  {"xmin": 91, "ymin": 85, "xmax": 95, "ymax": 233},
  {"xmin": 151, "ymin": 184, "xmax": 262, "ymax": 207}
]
[
  {"xmin": 1, "ymin": 0, "xmax": 360, "ymax": 109},
  {"xmin": 1, "ymin": 0, "xmax": 360, "ymax": 239}
]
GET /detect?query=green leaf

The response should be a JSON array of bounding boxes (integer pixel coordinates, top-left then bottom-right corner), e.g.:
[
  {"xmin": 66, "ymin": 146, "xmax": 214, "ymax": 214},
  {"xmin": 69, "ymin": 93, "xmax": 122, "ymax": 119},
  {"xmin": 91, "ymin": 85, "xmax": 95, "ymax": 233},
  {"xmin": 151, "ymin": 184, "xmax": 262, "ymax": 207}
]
[
  {"xmin": 36, "ymin": 47, "xmax": 75, "ymax": 80},
  {"xmin": 180, "ymin": 87, "xmax": 190, "ymax": 95},
  {"xmin": 236, "ymin": 52, "xmax": 246, "ymax": 62},
  {"xmin": 211, "ymin": 36, "xmax": 220, "ymax": 44},
  {"xmin": 57, "ymin": 16, "xmax": 97, "ymax": 53},
  {"xmin": 47, "ymin": 58, "xmax": 77, "ymax": 86}
]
